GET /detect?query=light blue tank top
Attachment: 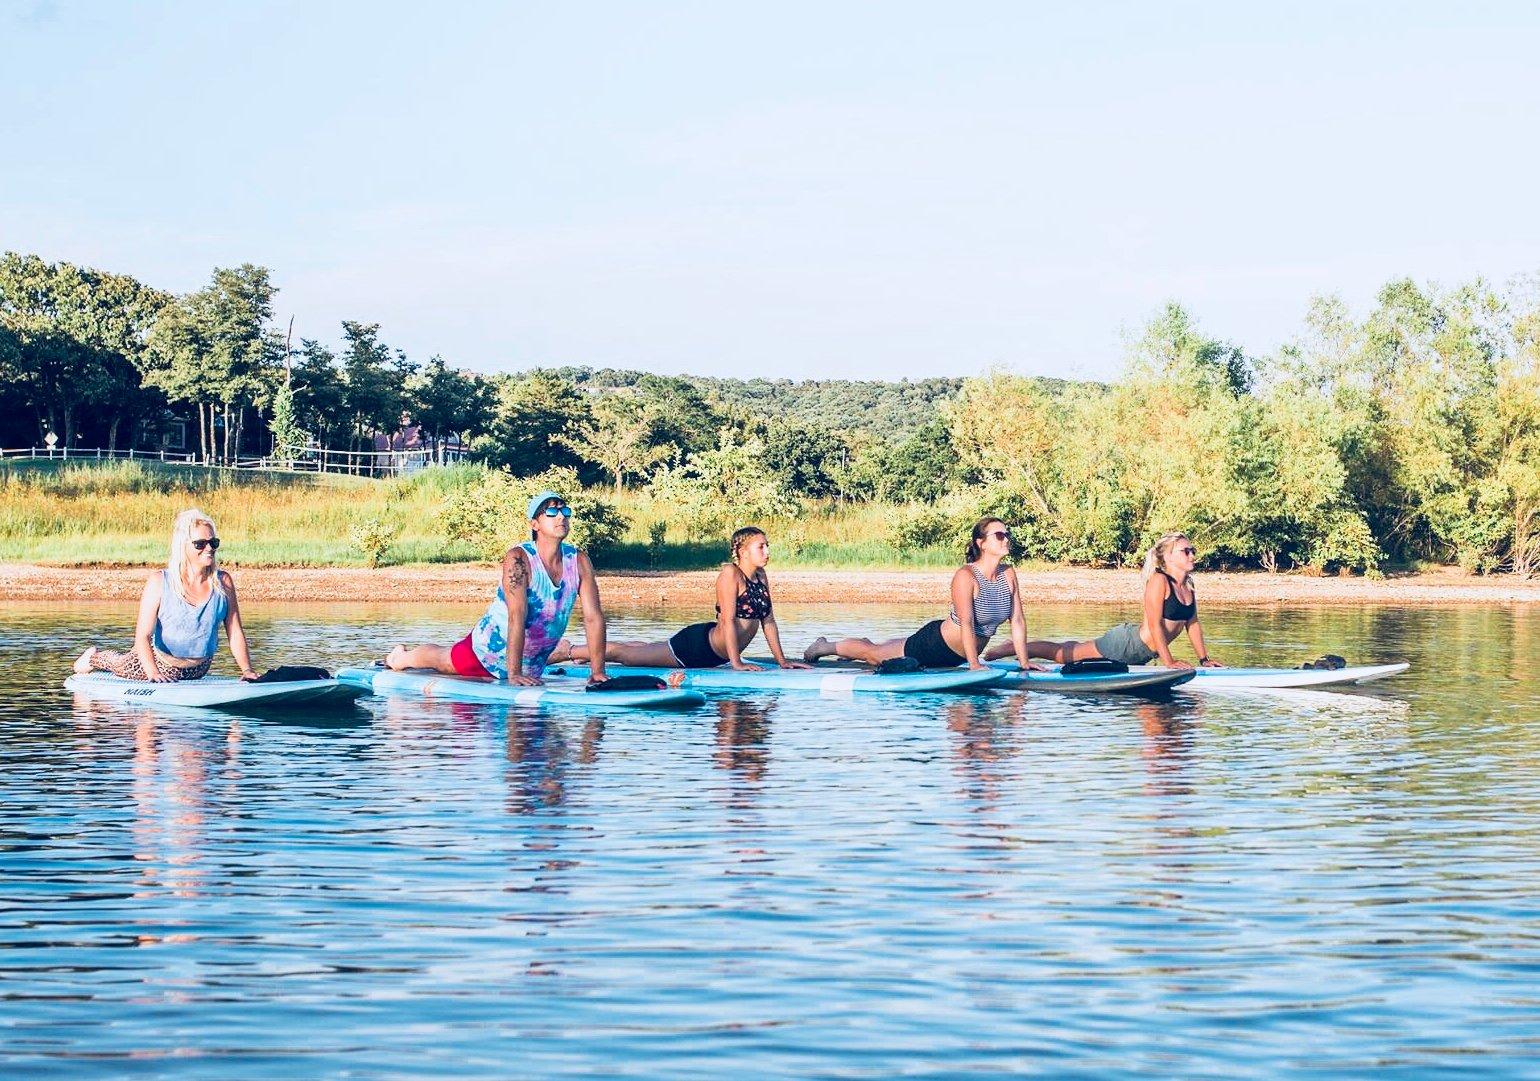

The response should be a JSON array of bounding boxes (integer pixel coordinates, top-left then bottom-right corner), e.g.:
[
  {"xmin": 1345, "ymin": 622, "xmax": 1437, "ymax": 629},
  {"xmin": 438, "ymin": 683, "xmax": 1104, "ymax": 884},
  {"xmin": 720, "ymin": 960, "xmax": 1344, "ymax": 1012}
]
[
  {"xmin": 470, "ymin": 542, "xmax": 581, "ymax": 678},
  {"xmin": 152, "ymin": 570, "xmax": 227, "ymax": 659}
]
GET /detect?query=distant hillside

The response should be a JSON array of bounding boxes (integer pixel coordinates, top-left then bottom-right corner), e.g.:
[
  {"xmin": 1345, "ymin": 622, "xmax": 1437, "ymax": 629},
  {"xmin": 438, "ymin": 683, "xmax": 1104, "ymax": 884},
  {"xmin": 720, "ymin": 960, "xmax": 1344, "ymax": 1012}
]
[{"xmin": 547, "ymin": 367, "xmax": 1083, "ymax": 439}]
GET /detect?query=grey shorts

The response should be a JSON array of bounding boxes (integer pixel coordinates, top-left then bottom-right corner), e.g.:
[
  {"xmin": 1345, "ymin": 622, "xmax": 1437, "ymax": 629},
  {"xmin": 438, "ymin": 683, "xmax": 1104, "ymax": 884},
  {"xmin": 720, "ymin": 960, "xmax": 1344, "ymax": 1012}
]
[{"xmin": 1093, "ymin": 623, "xmax": 1158, "ymax": 666}]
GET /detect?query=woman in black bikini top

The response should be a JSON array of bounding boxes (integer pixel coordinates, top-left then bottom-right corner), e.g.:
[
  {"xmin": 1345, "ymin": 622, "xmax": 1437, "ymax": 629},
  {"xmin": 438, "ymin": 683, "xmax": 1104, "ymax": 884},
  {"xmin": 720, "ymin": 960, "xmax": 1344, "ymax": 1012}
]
[
  {"xmin": 983, "ymin": 531, "xmax": 1223, "ymax": 669},
  {"xmin": 719, "ymin": 570, "xmax": 773, "ymax": 621},
  {"xmin": 560, "ymin": 526, "xmax": 809, "ymax": 672},
  {"xmin": 1157, "ymin": 570, "xmax": 1197, "ymax": 622}
]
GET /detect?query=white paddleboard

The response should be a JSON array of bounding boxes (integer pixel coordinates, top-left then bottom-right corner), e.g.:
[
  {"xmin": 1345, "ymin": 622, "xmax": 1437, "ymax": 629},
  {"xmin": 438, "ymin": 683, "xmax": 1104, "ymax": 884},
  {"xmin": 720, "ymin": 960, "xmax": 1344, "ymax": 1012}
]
[
  {"xmin": 1128, "ymin": 662, "xmax": 1410, "ymax": 689},
  {"xmin": 337, "ymin": 667, "xmax": 707, "ymax": 711},
  {"xmin": 65, "ymin": 673, "xmax": 365, "ymax": 711}
]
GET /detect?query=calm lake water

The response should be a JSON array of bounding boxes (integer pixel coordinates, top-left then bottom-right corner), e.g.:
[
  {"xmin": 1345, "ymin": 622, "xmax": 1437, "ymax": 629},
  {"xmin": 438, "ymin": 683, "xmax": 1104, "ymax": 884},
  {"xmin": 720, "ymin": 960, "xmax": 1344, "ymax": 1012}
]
[{"xmin": 2, "ymin": 599, "xmax": 1538, "ymax": 1077}]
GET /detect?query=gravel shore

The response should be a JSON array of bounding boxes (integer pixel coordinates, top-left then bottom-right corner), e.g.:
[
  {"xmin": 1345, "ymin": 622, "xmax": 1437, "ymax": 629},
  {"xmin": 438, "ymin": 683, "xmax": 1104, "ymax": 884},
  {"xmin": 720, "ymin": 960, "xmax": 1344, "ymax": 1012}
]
[{"xmin": 4, "ymin": 563, "xmax": 1537, "ymax": 606}]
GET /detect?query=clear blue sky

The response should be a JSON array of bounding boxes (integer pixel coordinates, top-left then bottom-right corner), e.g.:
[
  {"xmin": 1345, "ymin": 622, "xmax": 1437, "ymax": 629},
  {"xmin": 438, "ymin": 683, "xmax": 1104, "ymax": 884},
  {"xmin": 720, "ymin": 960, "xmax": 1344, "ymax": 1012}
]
[{"xmin": 3, "ymin": 1, "xmax": 1537, "ymax": 381}]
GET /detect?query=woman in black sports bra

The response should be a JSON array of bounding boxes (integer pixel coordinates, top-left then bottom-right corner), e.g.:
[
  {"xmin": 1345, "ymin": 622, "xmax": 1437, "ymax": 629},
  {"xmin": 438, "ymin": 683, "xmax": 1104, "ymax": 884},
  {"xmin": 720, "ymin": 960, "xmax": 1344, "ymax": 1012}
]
[
  {"xmin": 984, "ymin": 531, "xmax": 1224, "ymax": 669},
  {"xmin": 561, "ymin": 526, "xmax": 809, "ymax": 671}
]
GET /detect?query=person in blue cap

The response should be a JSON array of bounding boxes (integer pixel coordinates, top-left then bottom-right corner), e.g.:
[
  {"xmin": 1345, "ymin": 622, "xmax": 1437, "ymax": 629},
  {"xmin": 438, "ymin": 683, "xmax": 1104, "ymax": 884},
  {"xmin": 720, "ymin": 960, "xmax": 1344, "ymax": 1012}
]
[{"xmin": 385, "ymin": 490, "xmax": 608, "ymax": 685}]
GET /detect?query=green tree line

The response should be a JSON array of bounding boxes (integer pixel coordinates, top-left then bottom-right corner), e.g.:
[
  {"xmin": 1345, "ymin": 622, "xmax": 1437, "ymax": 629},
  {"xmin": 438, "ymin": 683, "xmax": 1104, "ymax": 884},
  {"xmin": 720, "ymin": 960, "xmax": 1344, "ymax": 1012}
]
[
  {"xmin": 3, "ymin": 250, "xmax": 1537, "ymax": 574},
  {"xmin": 949, "ymin": 284, "xmax": 1540, "ymax": 577}
]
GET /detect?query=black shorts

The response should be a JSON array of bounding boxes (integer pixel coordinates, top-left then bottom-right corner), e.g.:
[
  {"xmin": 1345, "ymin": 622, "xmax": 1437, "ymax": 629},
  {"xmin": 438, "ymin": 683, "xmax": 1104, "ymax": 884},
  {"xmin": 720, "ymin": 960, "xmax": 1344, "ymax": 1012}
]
[
  {"xmin": 903, "ymin": 619, "xmax": 965, "ymax": 669},
  {"xmin": 668, "ymin": 621, "xmax": 728, "ymax": 668}
]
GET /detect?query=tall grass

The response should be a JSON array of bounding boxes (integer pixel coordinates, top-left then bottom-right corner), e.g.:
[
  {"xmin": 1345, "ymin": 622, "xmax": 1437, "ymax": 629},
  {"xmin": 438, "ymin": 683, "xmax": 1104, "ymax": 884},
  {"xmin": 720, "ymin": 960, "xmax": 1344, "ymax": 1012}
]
[{"xmin": 0, "ymin": 460, "xmax": 962, "ymax": 569}]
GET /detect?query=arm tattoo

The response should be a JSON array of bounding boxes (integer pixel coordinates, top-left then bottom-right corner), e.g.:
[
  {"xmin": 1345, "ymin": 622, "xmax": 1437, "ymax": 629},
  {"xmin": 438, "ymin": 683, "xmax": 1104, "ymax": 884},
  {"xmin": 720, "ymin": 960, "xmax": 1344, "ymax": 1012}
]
[{"xmin": 504, "ymin": 550, "xmax": 529, "ymax": 588}]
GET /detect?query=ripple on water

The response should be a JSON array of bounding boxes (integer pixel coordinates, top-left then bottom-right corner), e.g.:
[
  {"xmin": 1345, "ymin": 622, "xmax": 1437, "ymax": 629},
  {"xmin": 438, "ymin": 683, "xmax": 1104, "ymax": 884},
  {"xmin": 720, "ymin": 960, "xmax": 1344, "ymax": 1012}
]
[{"xmin": 1, "ymin": 601, "xmax": 1539, "ymax": 1076}]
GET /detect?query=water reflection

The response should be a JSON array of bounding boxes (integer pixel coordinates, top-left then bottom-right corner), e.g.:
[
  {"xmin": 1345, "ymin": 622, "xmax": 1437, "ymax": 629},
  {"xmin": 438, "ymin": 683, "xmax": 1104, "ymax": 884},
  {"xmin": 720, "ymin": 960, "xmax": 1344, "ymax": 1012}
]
[
  {"xmin": 714, "ymin": 698, "xmax": 775, "ymax": 788},
  {"xmin": 945, "ymin": 696, "xmax": 1029, "ymax": 816},
  {"xmin": 4, "ymin": 601, "xmax": 1540, "ymax": 1077},
  {"xmin": 506, "ymin": 716, "xmax": 603, "ymax": 815},
  {"xmin": 1137, "ymin": 699, "xmax": 1196, "ymax": 797}
]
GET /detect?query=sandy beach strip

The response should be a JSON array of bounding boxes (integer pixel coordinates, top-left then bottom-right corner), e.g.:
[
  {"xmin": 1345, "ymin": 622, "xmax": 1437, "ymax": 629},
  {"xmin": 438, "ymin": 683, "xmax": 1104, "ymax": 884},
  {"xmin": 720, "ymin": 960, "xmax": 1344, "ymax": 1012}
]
[{"xmin": 3, "ymin": 563, "xmax": 1538, "ymax": 606}]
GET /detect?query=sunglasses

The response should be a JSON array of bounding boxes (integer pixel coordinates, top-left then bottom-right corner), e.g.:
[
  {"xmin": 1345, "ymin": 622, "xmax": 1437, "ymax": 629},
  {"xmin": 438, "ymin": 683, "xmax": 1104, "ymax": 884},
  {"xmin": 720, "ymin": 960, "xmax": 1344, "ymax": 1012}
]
[
  {"xmin": 1177, "ymin": 546, "xmax": 1197, "ymax": 556},
  {"xmin": 987, "ymin": 530, "xmax": 1011, "ymax": 542},
  {"xmin": 539, "ymin": 505, "xmax": 573, "ymax": 519},
  {"xmin": 191, "ymin": 537, "xmax": 221, "ymax": 552}
]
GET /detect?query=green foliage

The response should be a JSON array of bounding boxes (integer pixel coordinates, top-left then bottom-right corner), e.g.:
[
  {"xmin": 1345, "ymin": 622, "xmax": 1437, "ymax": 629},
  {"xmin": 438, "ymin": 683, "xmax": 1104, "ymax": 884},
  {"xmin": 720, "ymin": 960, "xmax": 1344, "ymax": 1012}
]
[
  {"xmin": 764, "ymin": 420, "xmax": 845, "ymax": 498},
  {"xmin": 338, "ymin": 320, "xmax": 413, "ymax": 451},
  {"xmin": 8, "ymin": 243, "xmax": 1540, "ymax": 578},
  {"xmin": 143, "ymin": 264, "xmax": 282, "ymax": 460},
  {"xmin": 893, "ymin": 509, "xmax": 957, "ymax": 552},
  {"xmin": 406, "ymin": 356, "xmax": 488, "ymax": 458},
  {"xmin": 0, "ymin": 252, "xmax": 171, "ymax": 447},
  {"xmin": 473, "ymin": 371, "xmax": 591, "ymax": 476},
  {"xmin": 881, "ymin": 419, "xmax": 962, "ymax": 502},
  {"xmin": 268, "ymin": 381, "xmax": 305, "ymax": 467},
  {"xmin": 349, "ymin": 510, "xmax": 401, "ymax": 569},
  {"xmin": 646, "ymin": 429, "xmax": 797, "ymax": 540},
  {"xmin": 292, "ymin": 339, "xmax": 348, "ymax": 447},
  {"xmin": 571, "ymin": 392, "xmax": 671, "ymax": 492},
  {"xmin": 439, "ymin": 466, "xmax": 630, "ymax": 562}
]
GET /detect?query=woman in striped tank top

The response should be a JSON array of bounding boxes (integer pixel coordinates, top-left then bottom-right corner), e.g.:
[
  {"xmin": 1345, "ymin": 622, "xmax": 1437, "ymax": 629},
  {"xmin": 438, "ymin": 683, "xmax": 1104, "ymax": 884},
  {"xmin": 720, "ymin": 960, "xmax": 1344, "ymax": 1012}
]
[{"xmin": 804, "ymin": 517, "xmax": 1042, "ymax": 671}]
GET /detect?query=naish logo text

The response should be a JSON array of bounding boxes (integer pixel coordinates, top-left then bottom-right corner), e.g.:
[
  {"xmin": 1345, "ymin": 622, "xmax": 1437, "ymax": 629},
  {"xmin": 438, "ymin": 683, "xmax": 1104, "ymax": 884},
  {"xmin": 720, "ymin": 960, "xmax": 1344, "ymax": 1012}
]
[{"xmin": 125, "ymin": 688, "xmax": 156, "ymax": 696}]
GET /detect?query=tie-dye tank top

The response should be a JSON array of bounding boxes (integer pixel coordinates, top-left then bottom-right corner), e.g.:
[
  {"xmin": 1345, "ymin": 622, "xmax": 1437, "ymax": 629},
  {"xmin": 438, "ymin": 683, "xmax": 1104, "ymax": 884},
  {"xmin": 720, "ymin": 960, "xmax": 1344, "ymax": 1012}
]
[{"xmin": 470, "ymin": 542, "xmax": 581, "ymax": 678}]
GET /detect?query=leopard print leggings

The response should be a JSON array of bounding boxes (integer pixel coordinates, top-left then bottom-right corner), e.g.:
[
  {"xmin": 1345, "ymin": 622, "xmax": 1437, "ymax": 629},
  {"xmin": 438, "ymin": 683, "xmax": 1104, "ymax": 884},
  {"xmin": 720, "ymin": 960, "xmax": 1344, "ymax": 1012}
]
[{"xmin": 91, "ymin": 649, "xmax": 211, "ymax": 682}]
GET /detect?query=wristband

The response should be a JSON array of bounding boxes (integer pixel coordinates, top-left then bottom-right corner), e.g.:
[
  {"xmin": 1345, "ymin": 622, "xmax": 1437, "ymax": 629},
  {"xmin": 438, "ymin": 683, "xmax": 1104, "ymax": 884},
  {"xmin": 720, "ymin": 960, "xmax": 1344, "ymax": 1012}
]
[{"xmin": 1198, "ymin": 656, "xmax": 1209, "ymax": 663}]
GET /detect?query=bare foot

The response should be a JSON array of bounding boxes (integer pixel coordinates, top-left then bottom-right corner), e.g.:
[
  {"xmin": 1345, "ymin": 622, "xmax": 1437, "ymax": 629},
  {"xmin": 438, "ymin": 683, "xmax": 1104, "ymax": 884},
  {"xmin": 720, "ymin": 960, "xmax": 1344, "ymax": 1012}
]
[
  {"xmin": 547, "ymin": 638, "xmax": 573, "ymax": 663},
  {"xmin": 803, "ymin": 637, "xmax": 831, "ymax": 664},
  {"xmin": 384, "ymin": 644, "xmax": 408, "ymax": 671},
  {"xmin": 73, "ymin": 646, "xmax": 97, "ymax": 675}
]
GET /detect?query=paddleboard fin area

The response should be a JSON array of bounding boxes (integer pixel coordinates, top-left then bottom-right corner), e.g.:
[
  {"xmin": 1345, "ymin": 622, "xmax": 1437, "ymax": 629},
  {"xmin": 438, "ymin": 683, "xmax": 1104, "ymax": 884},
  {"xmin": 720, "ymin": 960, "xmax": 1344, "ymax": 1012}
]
[
  {"xmin": 250, "ymin": 665, "xmax": 332, "ymax": 682},
  {"xmin": 1298, "ymin": 655, "xmax": 1348, "ymax": 670},
  {"xmin": 588, "ymin": 675, "xmax": 667, "ymax": 692},
  {"xmin": 1059, "ymin": 659, "xmax": 1129, "ymax": 675}
]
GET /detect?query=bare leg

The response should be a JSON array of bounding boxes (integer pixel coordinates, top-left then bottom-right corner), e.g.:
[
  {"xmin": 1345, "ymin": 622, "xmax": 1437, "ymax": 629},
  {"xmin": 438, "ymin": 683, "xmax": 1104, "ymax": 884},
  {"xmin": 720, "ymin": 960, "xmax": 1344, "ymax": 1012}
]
[
  {"xmin": 983, "ymin": 639, "xmax": 1099, "ymax": 663},
  {"xmin": 804, "ymin": 635, "xmax": 907, "ymax": 666},
  {"xmin": 568, "ymin": 639, "xmax": 683, "ymax": 667},
  {"xmin": 86, "ymin": 648, "xmax": 208, "ymax": 681},
  {"xmin": 73, "ymin": 646, "xmax": 97, "ymax": 674},
  {"xmin": 386, "ymin": 643, "xmax": 459, "ymax": 674}
]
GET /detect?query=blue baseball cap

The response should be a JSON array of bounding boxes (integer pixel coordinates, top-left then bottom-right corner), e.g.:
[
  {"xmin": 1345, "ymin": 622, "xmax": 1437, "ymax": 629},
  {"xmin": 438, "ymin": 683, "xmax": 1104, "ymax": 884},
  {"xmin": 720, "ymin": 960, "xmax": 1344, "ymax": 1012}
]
[{"xmin": 527, "ymin": 490, "xmax": 565, "ymax": 519}]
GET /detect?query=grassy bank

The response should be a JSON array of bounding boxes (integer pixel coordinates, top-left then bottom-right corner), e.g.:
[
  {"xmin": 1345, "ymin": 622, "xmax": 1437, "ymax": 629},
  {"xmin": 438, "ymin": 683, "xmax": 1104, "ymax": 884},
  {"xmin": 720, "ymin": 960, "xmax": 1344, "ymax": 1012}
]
[{"xmin": 0, "ymin": 460, "xmax": 960, "ymax": 569}]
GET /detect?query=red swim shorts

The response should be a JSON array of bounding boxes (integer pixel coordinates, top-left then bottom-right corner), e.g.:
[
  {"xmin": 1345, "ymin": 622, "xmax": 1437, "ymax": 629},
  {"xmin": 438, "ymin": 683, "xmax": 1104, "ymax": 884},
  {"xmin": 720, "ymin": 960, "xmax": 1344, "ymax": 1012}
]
[{"xmin": 449, "ymin": 634, "xmax": 491, "ymax": 678}]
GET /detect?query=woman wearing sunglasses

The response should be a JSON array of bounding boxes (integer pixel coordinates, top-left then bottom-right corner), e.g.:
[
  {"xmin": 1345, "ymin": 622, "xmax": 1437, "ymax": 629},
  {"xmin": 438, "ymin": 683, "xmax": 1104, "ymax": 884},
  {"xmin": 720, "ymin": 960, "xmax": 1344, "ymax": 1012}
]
[
  {"xmin": 72, "ymin": 508, "xmax": 258, "ymax": 682},
  {"xmin": 985, "ymin": 531, "xmax": 1222, "ymax": 669},
  {"xmin": 559, "ymin": 525, "xmax": 807, "ymax": 672},
  {"xmin": 386, "ymin": 490, "xmax": 609, "ymax": 686},
  {"xmin": 804, "ymin": 517, "xmax": 1038, "ymax": 670}
]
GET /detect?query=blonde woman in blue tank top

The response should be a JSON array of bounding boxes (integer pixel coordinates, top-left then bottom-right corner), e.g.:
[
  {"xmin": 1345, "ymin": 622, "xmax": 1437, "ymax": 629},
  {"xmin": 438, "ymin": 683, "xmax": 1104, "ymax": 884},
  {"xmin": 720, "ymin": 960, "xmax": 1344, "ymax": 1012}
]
[
  {"xmin": 72, "ymin": 508, "xmax": 257, "ymax": 682},
  {"xmin": 805, "ymin": 517, "xmax": 1044, "ymax": 671},
  {"xmin": 385, "ymin": 490, "xmax": 610, "ymax": 686}
]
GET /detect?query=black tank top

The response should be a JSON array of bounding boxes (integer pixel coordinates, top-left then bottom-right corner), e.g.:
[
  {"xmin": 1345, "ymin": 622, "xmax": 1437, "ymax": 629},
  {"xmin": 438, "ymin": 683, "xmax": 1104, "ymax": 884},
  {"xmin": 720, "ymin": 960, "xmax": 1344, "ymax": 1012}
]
[{"xmin": 1159, "ymin": 571, "xmax": 1197, "ymax": 622}]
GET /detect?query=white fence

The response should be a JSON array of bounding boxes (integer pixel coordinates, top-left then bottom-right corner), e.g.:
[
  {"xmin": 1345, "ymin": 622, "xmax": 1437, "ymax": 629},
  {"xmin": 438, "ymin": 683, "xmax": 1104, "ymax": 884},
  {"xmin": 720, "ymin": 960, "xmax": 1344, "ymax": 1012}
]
[{"xmin": 0, "ymin": 445, "xmax": 466, "ymax": 478}]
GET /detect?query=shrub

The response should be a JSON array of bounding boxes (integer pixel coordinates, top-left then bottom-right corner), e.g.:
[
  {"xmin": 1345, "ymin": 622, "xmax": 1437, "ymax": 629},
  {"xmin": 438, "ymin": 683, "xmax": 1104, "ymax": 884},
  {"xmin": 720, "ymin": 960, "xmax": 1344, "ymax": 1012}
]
[
  {"xmin": 349, "ymin": 511, "xmax": 401, "ymax": 569},
  {"xmin": 893, "ymin": 509, "xmax": 955, "ymax": 552},
  {"xmin": 439, "ymin": 467, "xmax": 630, "ymax": 562}
]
